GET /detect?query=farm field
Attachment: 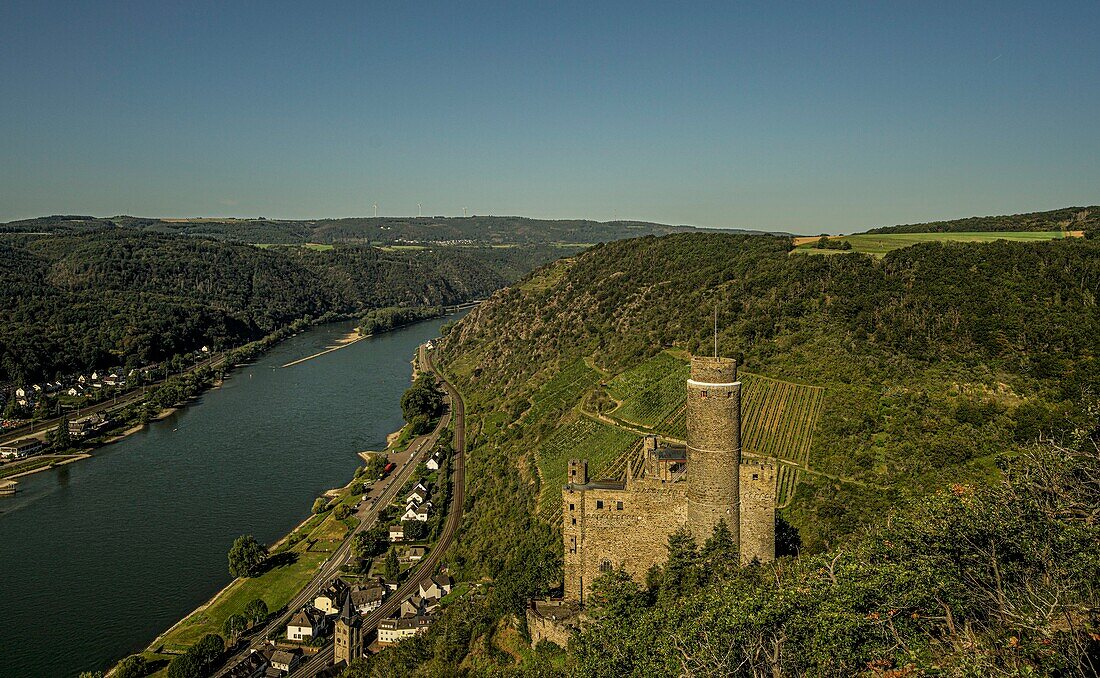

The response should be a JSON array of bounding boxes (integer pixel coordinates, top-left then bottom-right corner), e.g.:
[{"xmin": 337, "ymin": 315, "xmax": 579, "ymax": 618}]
[
  {"xmin": 523, "ymin": 358, "xmax": 601, "ymax": 424},
  {"xmin": 792, "ymin": 231, "xmax": 1077, "ymax": 257},
  {"xmin": 535, "ymin": 416, "xmax": 640, "ymax": 519}
]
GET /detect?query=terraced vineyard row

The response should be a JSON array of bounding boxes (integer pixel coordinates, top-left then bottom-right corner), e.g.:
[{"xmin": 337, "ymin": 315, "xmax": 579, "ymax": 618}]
[
  {"xmin": 523, "ymin": 359, "xmax": 601, "ymax": 424},
  {"xmin": 776, "ymin": 464, "xmax": 799, "ymax": 508},
  {"xmin": 605, "ymin": 352, "xmax": 687, "ymax": 402},
  {"xmin": 646, "ymin": 369, "xmax": 824, "ymax": 506},
  {"xmin": 739, "ymin": 373, "xmax": 824, "ymax": 466},
  {"xmin": 535, "ymin": 416, "xmax": 640, "ymax": 520}
]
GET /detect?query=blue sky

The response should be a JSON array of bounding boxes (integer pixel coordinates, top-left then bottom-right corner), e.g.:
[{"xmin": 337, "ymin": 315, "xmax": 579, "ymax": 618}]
[{"xmin": 1, "ymin": 1, "xmax": 1097, "ymax": 232}]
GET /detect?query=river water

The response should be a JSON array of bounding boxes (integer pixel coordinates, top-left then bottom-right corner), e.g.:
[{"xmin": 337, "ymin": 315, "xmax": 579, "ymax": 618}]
[{"xmin": 0, "ymin": 315, "xmax": 461, "ymax": 677}]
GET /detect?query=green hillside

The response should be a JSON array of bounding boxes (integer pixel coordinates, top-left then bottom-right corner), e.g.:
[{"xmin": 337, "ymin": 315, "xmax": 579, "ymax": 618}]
[
  {"xmin": 348, "ymin": 230, "xmax": 1100, "ymax": 676},
  {"xmin": 862, "ymin": 205, "xmax": 1098, "ymax": 234},
  {"xmin": 0, "ymin": 229, "xmax": 567, "ymax": 383}
]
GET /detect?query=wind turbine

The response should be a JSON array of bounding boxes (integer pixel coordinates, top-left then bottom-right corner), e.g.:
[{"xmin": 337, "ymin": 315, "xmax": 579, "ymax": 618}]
[
  {"xmin": 373, "ymin": 202, "xmax": 378, "ymax": 218},
  {"xmin": 417, "ymin": 203, "xmax": 422, "ymax": 218},
  {"xmin": 463, "ymin": 206, "xmax": 468, "ymax": 217}
]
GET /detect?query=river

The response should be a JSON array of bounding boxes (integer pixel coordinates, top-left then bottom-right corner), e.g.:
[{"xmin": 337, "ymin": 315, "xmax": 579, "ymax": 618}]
[{"xmin": 0, "ymin": 314, "xmax": 463, "ymax": 677}]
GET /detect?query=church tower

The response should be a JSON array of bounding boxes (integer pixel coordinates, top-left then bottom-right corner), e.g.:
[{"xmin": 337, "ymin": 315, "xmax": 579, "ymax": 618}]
[
  {"xmin": 334, "ymin": 594, "xmax": 363, "ymax": 665},
  {"xmin": 685, "ymin": 355, "xmax": 742, "ymax": 547}
]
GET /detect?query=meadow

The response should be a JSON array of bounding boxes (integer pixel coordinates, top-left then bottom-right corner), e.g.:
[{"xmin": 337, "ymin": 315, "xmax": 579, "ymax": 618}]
[{"xmin": 792, "ymin": 230, "xmax": 1076, "ymax": 256}]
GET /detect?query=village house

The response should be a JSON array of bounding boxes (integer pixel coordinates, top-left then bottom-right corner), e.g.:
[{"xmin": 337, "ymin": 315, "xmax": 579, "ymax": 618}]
[
  {"xmin": 350, "ymin": 585, "xmax": 386, "ymax": 614},
  {"xmin": 286, "ymin": 606, "xmax": 327, "ymax": 641},
  {"xmin": 401, "ymin": 594, "xmax": 440, "ymax": 617},
  {"xmin": 406, "ymin": 545, "xmax": 427, "ymax": 562},
  {"xmin": 377, "ymin": 614, "xmax": 431, "ymax": 646},
  {"xmin": 418, "ymin": 574, "xmax": 454, "ymax": 600},
  {"xmin": 314, "ymin": 578, "xmax": 350, "ymax": 615},
  {"xmin": 401, "ymin": 502, "xmax": 431, "ymax": 522},
  {"xmin": 405, "ymin": 483, "xmax": 430, "ymax": 506},
  {"xmin": 388, "ymin": 524, "xmax": 405, "ymax": 542},
  {"xmin": 68, "ymin": 413, "xmax": 110, "ymax": 439},
  {"xmin": 425, "ymin": 452, "xmax": 443, "ymax": 471},
  {"xmin": 225, "ymin": 648, "xmax": 270, "ymax": 678},
  {"xmin": 269, "ymin": 648, "xmax": 301, "ymax": 675}
]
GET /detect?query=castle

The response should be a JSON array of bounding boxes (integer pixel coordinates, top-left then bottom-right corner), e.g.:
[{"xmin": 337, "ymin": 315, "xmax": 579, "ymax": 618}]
[{"xmin": 562, "ymin": 355, "xmax": 775, "ymax": 603}]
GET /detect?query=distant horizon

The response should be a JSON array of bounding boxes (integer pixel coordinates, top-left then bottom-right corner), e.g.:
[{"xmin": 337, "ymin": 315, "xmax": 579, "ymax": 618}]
[
  {"xmin": 3, "ymin": 3, "xmax": 1098, "ymax": 232},
  {"xmin": 3, "ymin": 202, "xmax": 1096, "ymax": 237}
]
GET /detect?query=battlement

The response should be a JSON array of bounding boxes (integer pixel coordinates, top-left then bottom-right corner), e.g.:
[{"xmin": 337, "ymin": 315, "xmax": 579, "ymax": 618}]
[{"xmin": 689, "ymin": 356, "xmax": 737, "ymax": 384}]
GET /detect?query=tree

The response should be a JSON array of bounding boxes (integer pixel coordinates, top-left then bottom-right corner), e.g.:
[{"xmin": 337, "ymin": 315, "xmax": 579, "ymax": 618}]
[
  {"xmin": 227, "ymin": 535, "xmax": 266, "ymax": 578},
  {"xmin": 367, "ymin": 454, "xmax": 388, "ymax": 478},
  {"xmin": 589, "ymin": 566, "xmax": 645, "ymax": 619},
  {"xmin": 312, "ymin": 497, "xmax": 328, "ymax": 514},
  {"xmin": 701, "ymin": 518, "xmax": 737, "ymax": 567},
  {"xmin": 222, "ymin": 613, "xmax": 248, "ymax": 643},
  {"xmin": 401, "ymin": 376, "xmax": 444, "ymax": 431},
  {"xmin": 659, "ymin": 527, "xmax": 700, "ymax": 599},
  {"xmin": 334, "ymin": 503, "xmax": 352, "ymax": 520},
  {"xmin": 384, "ymin": 548, "xmax": 400, "ymax": 579},
  {"xmin": 166, "ymin": 653, "xmax": 200, "ymax": 678},
  {"xmin": 191, "ymin": 633, "xmax": 225, "ymax": 671},
  {"xmin": 52, "ymin": 414, "xmax": 71, "ymax": 449},
  {"xmin": 243, "ymin": 598, "xmax": 269, "ymax": 626},
  {"xmin": 403, "ymin": 519, "xmax": 428, "ymax": 541},
  {"xmin": 113, "ymin": 656, "xmax": 147, "ymax": 678}
]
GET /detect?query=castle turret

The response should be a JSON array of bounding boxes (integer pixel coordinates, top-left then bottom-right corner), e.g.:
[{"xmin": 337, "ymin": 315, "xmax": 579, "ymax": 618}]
[
  {"xmin": 739, "ymin": 461, "xmax": 776, "ymax": 564},
  {"xmin": 686, "ymin": 356, "xmax": 741, "ymax": 547}
]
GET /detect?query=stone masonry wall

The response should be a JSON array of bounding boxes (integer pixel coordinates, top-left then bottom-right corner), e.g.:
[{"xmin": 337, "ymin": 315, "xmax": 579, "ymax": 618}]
[
  {"xmin": 739, "ymin": 460, "xmax": 776, "ymax": 565},
  {"xmin": 564, "ymin": 478, "xmax": 687, "ymax": 603}
]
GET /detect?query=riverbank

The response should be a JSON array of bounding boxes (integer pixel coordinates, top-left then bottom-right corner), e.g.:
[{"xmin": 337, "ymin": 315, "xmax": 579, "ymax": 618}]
[{"xmin": 1, "ymin": 311, "xmax": 471, "ymax": 678}]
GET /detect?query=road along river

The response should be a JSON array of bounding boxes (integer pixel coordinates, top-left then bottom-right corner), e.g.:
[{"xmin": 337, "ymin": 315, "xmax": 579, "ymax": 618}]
[{"xmin": 0, "ymin": 313, "xmax": 464, "ymax": 677}]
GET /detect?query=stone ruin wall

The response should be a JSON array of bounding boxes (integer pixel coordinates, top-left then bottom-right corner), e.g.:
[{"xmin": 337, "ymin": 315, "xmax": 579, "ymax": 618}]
[{"xmin": 564, "ymin": 478, "xmax": 687, "ymax": 603}]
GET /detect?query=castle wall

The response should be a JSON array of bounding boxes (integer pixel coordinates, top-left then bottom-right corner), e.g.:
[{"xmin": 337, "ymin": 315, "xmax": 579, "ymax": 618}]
[
  {"xmin": 563, "ymin": 478, "xmax": 687, "ymax": 603},
  {"xmin": 739, "ymin": 460, "xmax": 776, "ymax": 565},
  {"xmin": 686, "ymin": 356, "xmax": 742, "ymax": 545}
]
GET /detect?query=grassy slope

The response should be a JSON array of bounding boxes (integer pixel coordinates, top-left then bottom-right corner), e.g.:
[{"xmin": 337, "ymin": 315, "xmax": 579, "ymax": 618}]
[{"xmin": 793, "ymin": 230, "xmax": 1074, "ymax": 256}]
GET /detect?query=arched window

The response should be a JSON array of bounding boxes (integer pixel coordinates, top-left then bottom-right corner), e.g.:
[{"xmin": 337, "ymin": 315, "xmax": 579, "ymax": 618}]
[{"xmin": 599, "ymin": 559, "xmax": 612, "ymax": 573}]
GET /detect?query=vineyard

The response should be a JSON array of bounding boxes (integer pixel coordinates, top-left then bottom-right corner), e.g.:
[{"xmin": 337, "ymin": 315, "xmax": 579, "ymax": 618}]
[
  {"xmin": 605, "ymin": 352, "xmax": 690, "ymax": 428},
  {"xmin": 605, "ymin": 354, "xmax": 825, "ymax": 507},
  {"xmin": 656, "ymin": 372, "xmax": 824, "ymax": 506},
  {"xmin": 523, "ymin": 358, "xmax": 601, "ymax": 424},
  {"xmin": 535, "ymin": 416, "xmax": 640, "ymax": 520}
]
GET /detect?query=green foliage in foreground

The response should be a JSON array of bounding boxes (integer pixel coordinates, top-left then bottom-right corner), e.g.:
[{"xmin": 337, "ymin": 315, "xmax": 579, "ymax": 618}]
[{"xmin": 345, "ymin": 437, "xmax": 1100, "ymax": 677}]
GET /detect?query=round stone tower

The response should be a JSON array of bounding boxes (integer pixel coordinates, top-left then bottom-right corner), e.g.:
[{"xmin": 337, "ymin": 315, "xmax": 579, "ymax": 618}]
[{"xmin": 686, "ymin": 355, "xmax": 741, "ymax": 547}]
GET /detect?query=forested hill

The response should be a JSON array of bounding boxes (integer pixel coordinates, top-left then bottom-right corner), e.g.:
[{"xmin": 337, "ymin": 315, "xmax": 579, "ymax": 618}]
[
  {"xmin": 0, "ymin": 214, "xmax": 715, "ymax": 246},
  {"xmin": 346, "ymin": 232, "xmax": 1100, "ymax": 676},
  {"xmin": 863, "ymin": 205, "xmax": 1099, "ymax": 234},
  {"xmin": 0, "ymin": 229, "xmax": 565, "ymax": 384}
]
